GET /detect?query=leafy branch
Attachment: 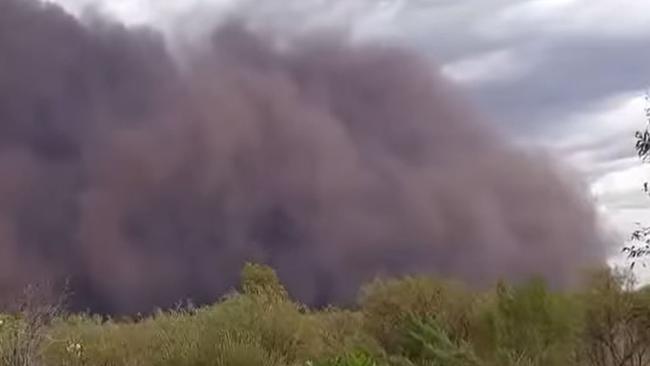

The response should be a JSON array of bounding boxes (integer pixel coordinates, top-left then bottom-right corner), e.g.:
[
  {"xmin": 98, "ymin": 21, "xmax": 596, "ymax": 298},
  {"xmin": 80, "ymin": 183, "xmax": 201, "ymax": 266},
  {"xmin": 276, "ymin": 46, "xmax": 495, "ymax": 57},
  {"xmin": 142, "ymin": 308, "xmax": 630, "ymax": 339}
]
[{"xmin": 623, "ymin": 92, "xmax": 650, "ymax": 267}]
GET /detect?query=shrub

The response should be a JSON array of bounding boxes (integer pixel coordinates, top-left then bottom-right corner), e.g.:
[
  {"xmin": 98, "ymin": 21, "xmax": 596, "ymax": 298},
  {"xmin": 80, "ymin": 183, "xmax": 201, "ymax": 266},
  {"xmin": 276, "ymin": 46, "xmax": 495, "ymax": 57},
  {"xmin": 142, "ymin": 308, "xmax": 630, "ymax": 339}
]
[
  {"xmin": 0, "ymin": 281, "xmax": 67, "ymax": 366},
  {"xmin": 6, "ymin": 264, "xmax": 650, "ymax": 366},
  {"xmin": 359, "ymin": 276, "xmax": 475, "ymax": 353},
  {"xmin": 470, "ymin": 279, "xmax": 582, "ymax": 366},
  {"xmin": 240, "ymin": 262, "xmax": 289, "ymax": 302},
  {"xmin": 310, "ymin": 308, "xmax": 380, "ymax": 359},
  {"xmin": 395, "ymin": 315, "xmax": 481, "ymax": 366},
  {"xmin": 578, "ymin": 269, "xmax": 650, "ymax": 366}
]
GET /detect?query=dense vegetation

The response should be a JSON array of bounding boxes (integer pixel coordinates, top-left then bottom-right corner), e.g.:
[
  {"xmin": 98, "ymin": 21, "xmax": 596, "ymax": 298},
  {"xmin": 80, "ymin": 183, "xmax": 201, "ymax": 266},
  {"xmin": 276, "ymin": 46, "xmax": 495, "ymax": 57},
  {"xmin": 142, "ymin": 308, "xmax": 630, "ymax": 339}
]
[{"xmin": 2, "ymin": 263, "xmax": 650, "ymax": 366}]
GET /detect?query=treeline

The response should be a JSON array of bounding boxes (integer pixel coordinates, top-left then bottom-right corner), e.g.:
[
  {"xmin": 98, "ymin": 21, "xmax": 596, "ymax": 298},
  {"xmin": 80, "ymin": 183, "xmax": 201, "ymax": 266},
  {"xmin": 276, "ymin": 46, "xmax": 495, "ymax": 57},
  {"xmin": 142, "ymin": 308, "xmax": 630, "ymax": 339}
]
[{"xmin": 1, "ymin": 263, "xmax": 650, "ymax": 366}]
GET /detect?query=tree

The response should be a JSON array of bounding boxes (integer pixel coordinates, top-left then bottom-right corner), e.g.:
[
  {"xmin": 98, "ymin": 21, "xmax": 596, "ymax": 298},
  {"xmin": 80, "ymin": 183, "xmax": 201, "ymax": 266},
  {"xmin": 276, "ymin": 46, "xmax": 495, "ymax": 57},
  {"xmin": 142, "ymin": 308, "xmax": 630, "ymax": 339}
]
[
  {"xmin": 622, "ymin": 92, "xmax": 650, "ymax": 268},
  {"xmin": 240, "ymin": 262, "xmax": 289, "ymax": 302},
  {"xmin": 0, "ymin": 280, "xmax": 69, "ymax": 366},
  {"xmin": 579, "ymin": 269, "xmax": 650, "ymax": 366}
]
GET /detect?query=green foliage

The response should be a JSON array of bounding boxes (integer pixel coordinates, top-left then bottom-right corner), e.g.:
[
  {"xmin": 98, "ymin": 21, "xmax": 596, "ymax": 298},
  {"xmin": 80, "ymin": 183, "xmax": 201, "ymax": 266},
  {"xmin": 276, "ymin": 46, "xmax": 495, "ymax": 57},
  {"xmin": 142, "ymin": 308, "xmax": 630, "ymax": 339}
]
[
  {"xmin": 0, "ymin": 315, "xmax": 28, "ymax": 365},
  {"xmin": 396, "ymin": 315, "xmax": 481, "ymax": 366},
  {"xmin": 4, "ymin": 264, "xmax": 650, "ymax": 366},
  {"xmin": 241, "ymin": 262, "xmax": 289, "ymax": 302},
  {"xmin": 471, "ymin": 278, "xmax": 582, "ymax": 366},
  {"xmin": 359, "ymin": 276, "xmax": 474, "ymax": 353},
  {"xmin": 310, "ymin": 350, "xmax": 379, "ymax": 366},
  {"xmin": 310, "ymin": 308, "xmax": 381, "ymax": 359},
  {"xmin": 577, "ymin": 269, "xmax": 650, "ymax": 366}
]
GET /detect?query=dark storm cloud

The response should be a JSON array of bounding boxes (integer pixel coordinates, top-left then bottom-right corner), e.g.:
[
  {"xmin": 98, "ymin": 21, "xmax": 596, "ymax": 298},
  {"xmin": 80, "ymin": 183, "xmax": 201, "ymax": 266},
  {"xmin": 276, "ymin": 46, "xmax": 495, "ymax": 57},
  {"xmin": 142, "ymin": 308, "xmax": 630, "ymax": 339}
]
[{"xmin": 0, "ymin": 0, "xmax": 607, "ymax": 314}]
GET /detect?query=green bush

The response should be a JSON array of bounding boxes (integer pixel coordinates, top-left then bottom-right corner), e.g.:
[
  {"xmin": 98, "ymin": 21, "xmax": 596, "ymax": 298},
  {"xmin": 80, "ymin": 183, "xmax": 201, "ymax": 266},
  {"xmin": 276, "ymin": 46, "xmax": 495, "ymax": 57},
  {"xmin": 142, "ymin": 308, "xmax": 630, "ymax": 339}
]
[
  {"xmin": 577, "ymin": 269, "xmax": 650, "ymax": 366},
  {"xmin": 359, "ymin": 276, "xmax": 475, "ymax": 353},
  {"xmin": 4, "ymin": 264, "xmax": 650, "ymax": 366},
  {"xmin": 470, "ymin": 279, "xmax": 582, "ymax": 366},
  {"xmin": 310, "ymin": 308, "xmax": 381, "ymax": 359},
  {"xmin": 396, "ymin": 315, "xmax": 481, "ymax": 366},
  {"xmin": 240, "ymin": 262, "xmax": 289, "ymax": 302}
]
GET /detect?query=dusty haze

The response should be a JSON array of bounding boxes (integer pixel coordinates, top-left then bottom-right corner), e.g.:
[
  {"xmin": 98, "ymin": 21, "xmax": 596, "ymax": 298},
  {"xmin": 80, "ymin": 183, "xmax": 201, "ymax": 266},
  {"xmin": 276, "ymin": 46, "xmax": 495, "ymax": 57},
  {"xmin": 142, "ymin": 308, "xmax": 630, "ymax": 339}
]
[{"xmin": 0, "ymin": 0, "xmax": 606, "ymax": 314}]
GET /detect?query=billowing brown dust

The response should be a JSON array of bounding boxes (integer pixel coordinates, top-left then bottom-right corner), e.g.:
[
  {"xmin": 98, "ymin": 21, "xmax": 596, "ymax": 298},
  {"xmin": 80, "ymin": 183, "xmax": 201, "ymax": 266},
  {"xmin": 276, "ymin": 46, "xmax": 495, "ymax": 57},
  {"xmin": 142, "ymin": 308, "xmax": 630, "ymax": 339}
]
[{"xmin": 0, "ymin": 0, "xmax": 605, "ymax": 313}]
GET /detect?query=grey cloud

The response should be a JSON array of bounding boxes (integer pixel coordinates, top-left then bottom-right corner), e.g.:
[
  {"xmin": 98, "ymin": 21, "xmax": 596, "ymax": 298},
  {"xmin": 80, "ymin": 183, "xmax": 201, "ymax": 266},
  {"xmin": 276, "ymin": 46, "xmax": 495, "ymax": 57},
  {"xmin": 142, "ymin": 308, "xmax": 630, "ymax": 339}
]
[
  {"xmin": 374, "ymin": 1, "xmax": 650, "ymax": 146},
  {"xmin": 467, "ymin": 38, "xmax": 650, "ymax": 134}
]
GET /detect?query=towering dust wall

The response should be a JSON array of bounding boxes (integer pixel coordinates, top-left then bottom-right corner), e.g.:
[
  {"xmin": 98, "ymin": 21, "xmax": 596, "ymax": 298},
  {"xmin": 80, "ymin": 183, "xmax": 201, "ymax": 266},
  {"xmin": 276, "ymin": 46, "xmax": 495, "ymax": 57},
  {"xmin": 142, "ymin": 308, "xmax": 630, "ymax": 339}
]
[{"xmin": 0, "ymin": 0, "xmax": 605, "ymax": 313}]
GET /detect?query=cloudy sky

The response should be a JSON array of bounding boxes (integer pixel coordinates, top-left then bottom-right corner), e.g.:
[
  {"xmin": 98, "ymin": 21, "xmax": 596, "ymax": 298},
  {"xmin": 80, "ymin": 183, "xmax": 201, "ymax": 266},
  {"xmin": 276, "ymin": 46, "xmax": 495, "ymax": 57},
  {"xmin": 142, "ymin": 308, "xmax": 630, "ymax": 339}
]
[{"xmin": 50, "ymin": 0, "xmax": 650, "ymax": 272}]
